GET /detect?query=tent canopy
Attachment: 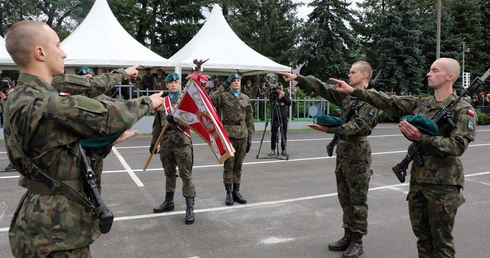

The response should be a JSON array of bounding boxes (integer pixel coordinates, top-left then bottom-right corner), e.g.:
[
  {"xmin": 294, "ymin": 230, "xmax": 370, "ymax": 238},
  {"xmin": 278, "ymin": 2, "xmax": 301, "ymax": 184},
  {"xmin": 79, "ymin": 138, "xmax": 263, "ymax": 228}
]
[
  {"xmin": 61, "ymin": 0, "xmax": 175, "ymax": 68},
  {"xmin": 170, "ymin": 4, "xmax": 291, "ymax": 76},
  {"xmin": 0, "ymin": 36, "xmax": 16, "ymax": 69}
]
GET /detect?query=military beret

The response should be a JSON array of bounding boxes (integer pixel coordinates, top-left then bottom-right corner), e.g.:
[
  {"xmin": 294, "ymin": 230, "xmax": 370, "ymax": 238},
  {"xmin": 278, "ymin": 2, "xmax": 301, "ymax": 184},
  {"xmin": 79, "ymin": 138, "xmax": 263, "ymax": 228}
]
[
  {"xmin": 315, "ymin": 115, "xmax": 342, "ymax": 126},
  {"xmin": 227, "ymin": 72, "xmax": 241, "ymax": 81},
  {"xmin": 401, "ymin": 115, "xmax": 438, "ymax": 136},
  {"xmin": 145, "ymin": 67, "xmax": 152, "ymax": 71},
  {"xmin": 164, "ymin": 72, "xmax": 180, "ymax": 83},
  {"xmin": 77, "ymin": 66, "xmax": 93, "ymax": 76}
]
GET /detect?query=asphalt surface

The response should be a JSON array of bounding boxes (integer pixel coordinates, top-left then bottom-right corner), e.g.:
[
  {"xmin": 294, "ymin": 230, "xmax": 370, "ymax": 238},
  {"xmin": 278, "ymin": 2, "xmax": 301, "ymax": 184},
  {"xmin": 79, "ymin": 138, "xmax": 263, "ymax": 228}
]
[{"xmin": 1, "ymin": 123, "xmax": 490, "ymax": 258}]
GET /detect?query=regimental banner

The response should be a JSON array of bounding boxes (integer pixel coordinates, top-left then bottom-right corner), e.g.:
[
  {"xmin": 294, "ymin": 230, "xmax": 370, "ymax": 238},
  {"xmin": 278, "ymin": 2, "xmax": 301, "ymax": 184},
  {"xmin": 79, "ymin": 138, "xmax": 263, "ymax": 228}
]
[{"xmin": 173, "ymin": 78, "xmax": 235, "ymax": 164}]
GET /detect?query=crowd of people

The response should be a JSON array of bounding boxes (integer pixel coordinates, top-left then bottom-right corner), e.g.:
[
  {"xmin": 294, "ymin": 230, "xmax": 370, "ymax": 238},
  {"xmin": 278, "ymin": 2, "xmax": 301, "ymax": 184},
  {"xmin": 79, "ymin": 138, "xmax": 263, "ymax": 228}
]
[{"xmin": 1, "ymin": 20, "xmax": 478, "ymax": 258}]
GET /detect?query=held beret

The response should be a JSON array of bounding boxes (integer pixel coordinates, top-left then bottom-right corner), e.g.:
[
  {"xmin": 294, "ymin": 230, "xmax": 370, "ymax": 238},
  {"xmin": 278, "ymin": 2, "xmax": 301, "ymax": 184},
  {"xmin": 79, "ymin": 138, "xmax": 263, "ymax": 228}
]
[
  {"xmin": 79, "ymin": 133, "xmax": 121, "ymax": 149},
  {"xmin": 401, "ymin": 115, "xmax": 438, "ymax": 136},
  {"xmin": 315, "ymin": 115, "xmax": 342, "ymax": 126},
  {"xmin": 164, "ymin": 72, "xmax": 180, "ymax": 83}
]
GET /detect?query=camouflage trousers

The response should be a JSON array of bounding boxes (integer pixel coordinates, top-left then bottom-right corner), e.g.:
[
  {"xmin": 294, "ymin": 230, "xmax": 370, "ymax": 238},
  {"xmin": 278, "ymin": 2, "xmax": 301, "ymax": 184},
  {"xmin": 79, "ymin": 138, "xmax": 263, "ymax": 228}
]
[
  {"xmin": 159, "ymin": 143, "xmax": 195, "ymax": 197},
  {"xmin": 335, "ymin": 155, "xmax": 372, "ymax": 235},
  {"xmin": 223, "ymin": 138, "xmax": 247, "ymax": 184},
  {"xmin": 408, "ymin": 182, "xmax": 465, "ymax": 258}
]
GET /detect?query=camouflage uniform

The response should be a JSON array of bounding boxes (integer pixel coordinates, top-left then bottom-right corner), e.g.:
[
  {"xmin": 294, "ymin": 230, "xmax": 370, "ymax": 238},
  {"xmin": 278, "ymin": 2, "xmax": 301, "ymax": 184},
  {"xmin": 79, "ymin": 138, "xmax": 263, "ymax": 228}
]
[
  {"xmin": 210, "ymin": 85, "xmax": 255, "ymax": 185},
  {"xmin": 151, "ymin": 100, "xmax": 195, "ymax": 198},
  {"xmin": 297, "ymin": 75, "xmax": 379, "ymax": 235},
  {"xmin": 4, "ymin": 73, "xmax": 154, "ymax": 257},
  {"xmin": 256, "ymin": 83, "xmax": 269, "ymax": 120},
  {"xmin": 351, "ymin": 87, "xmax": 476, "ymax": 257},
  {"xmin": 241, "ymin": 82, "xmax": 257, "ymax": 100}
]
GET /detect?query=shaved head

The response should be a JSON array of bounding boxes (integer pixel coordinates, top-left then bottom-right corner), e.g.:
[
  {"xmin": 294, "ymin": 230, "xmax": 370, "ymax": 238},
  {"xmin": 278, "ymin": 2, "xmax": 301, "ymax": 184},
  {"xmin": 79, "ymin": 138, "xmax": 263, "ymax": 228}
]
[
  {"xmin": 352, "ymin": 61, "xmax": 373, "ymax": 81},
  {"xmin": 438, "ymin": 58, "xmax": 460, "ymax": 81},
  {"xmin": 5, "ymin": 21, "xmax": 51, "ymax": 68}
]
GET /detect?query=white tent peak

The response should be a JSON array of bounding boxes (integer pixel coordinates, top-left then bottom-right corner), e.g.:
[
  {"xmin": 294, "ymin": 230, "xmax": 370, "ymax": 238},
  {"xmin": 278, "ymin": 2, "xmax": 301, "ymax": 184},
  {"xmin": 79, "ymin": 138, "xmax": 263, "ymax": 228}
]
[
  {"xmin": 170, "ymin": 4, "xmax": 290, "ymax": 76},
  {"xmin": 61, "ymin": 0, "xmax": 174, "ymax": 68}
]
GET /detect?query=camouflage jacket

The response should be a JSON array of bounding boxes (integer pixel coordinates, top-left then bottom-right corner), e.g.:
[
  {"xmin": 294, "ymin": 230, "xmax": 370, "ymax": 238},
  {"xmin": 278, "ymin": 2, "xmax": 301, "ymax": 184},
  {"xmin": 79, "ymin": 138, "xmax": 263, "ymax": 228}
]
[
  {"xmin": 151, "ymin": 94, "xmax": 191, "ymax": 146},
  {"xmin": 297, "ymin": 75, "xmax": 379, "ymax": 137},
  {"xmin": 352, "ymin": 87, "xmax": 476, "ymax": 186},
  {"xmin": 210, "ymin": 85, "xmax": 255, "ymax": 139},
  {"xmin": 52, "ymin": 68, "xmax": 128, "ymax": 97},
  {"xmin": 4, "ymin": 73, "xmax": 153, "ymax": 254}
]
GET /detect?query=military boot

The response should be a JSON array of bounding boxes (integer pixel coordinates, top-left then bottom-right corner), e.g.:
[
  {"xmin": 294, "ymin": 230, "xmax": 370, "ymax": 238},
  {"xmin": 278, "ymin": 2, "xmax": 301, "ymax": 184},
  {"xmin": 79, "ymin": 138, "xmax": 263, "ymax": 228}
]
[
  {"xmin": 343, "ymin": 232, "xmax": 363, "ymax": 258},
  {"xmin": 232, "ymin": 183, "xmax": 247, "ymax": 204},
  {"xmin": 225, "ymin": 184, "xmax": 233, "ymax": 206},
  {"xmin": 153, "ymin": 192, "xmax": 175, "ymax": 213},
  {"xmin": 185, "ymin": 197, "xmax": 195, "ymax": 225},
  {"xmin": 328, "ymin": 228, "xmax": 352, "ymax": 251}
]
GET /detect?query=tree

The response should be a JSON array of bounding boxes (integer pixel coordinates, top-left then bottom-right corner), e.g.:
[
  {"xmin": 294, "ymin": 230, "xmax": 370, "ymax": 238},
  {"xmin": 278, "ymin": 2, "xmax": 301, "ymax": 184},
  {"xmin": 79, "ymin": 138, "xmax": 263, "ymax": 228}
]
[{"xmin": 296, "ymin": 0, "xmax": 357, "ymax": 82}]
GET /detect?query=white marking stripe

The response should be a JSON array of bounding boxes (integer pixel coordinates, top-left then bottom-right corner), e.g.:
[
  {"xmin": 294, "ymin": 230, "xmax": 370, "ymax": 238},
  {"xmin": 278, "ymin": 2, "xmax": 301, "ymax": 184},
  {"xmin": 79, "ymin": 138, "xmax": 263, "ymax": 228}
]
[{"xmin": 111, "ymin": 147, "xmax": 144, "ymax": 187}]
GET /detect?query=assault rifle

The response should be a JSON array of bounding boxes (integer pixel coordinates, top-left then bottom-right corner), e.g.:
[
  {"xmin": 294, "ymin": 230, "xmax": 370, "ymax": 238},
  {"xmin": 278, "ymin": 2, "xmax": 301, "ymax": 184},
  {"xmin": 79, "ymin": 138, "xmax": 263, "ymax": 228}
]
[
  {"xmin": 392, "ymin": 67, "xmax": 490, "ymax": 183},
  {"xmin": 80, "ymin": 146, "xmax": 114, "ymax": 234},
  {"xmin": 326, "ymin": 69, "xmax": 382, "ymax": 156}
]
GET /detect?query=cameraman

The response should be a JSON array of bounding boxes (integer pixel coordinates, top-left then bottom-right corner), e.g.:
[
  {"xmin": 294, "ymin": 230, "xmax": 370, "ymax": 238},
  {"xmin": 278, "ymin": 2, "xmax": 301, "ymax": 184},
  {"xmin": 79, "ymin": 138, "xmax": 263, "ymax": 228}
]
[
  {"xmin": 1, "ymin": 77, "xmax": 15, "ymax": 171},
  {"xmin": 268, "ymin": 83, "xmax": 291, "ymax": 156}
]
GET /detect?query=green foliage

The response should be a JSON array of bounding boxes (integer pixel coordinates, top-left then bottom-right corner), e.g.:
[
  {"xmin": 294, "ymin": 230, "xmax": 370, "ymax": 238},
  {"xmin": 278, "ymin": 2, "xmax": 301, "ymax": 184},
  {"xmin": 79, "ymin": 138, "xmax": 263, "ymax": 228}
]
[
  {"xmin": 378, "ymin": 111, "xmax": 401, "ymax": 123},
  {"xmin": 476, "ymin": 109, "xmax": 490, "ymax": 125}
]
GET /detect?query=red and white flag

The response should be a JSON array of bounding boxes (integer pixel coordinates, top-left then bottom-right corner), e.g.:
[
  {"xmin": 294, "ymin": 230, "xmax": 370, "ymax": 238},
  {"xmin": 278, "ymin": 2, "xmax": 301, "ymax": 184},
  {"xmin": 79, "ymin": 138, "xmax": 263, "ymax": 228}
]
[{"xmin": 173, "ymin": 77, "xmax": 235, "ymax": 164}]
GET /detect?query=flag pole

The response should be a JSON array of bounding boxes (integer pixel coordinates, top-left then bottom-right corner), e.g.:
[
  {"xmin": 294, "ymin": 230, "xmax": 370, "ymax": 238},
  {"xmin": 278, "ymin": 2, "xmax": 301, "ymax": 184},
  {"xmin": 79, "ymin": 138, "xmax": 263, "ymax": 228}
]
[{"xmin": 143, "ymin": 123, "xmax": 169, "ymax": 171}]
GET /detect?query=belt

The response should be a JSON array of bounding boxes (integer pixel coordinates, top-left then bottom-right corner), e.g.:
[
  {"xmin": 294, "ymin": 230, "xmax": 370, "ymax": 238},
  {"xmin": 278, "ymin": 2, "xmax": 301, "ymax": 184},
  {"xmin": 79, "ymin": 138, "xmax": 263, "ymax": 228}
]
[
  {"xmin": 222, "ymin": 121, "xmax": 243, "ymax": 126},
  {"xmin": 341, "ymin": 135, "xmax": 368, "ymax": 142},
  {"xmin": 27, "ymin": 179, "xmax": 82, "ymax": 195}
]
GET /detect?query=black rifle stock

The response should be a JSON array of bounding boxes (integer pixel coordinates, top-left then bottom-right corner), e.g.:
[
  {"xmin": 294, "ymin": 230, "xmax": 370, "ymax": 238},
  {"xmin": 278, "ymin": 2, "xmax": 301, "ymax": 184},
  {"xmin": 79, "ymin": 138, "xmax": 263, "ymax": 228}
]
[
  {"xmin": 80, "ymin": 146, "xmax": 114, "ymax": 234},
  {"xmin": 392, "ymin": 67, "xmax": 490, "ymax": 183},
  {"xmin": 326, "ymin": 69, "xmax": 382, "ymax": 156}
]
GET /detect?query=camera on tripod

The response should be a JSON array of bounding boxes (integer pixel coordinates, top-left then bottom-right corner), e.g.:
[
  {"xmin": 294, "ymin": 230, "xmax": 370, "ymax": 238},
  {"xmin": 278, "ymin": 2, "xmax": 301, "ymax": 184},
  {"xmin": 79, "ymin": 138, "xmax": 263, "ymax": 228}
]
[{"xmin": 269, "ymin": 83, "xmax": 282, "ymax": 102}]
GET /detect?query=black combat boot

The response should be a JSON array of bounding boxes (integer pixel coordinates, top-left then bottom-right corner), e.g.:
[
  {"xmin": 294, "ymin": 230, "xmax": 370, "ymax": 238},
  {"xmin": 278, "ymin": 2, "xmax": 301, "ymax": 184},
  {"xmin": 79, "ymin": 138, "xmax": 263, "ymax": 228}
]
[
  {"xmin": 232, "ymin": 183, "xmax": 247, "ymax": 204},
  {"xmin": 225, "ymin": 184, "xmax": 233, "ymax": 206},
  {"xmin": 328, "ymin": 228, "xmax": 352, "ymax": 251},
  {"xmin": 185, "ymin": 197, "xmax": 195, "ymax": 225},
  {"xmin": 153, "ymin": 192, "xmax": 175, "ymax": 213},
  {"xmin": 343, "ymin": 232, "xmax": 363, "ymax": 258}
]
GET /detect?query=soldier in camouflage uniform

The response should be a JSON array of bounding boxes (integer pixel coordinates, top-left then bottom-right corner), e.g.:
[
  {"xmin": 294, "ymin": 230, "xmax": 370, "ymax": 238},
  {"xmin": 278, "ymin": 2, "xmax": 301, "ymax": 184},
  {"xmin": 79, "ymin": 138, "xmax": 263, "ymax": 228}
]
[
  {"xmin": 150, "ymin": 72, "xmax": 196, "ymax": 224},
  {"xmin": 278, "ymin": 61, "xmax": 379, "ymax": 258},
  {"xmin": 210, "ymin": 72, "xmax": 255, "ymax": 206},
  {"xmin": 4, "ymin": 21, "xmax": 165, "ymax": 257},
  {"xmin": 332, "ymin": 57, "xmax": 476, "ymax": 258}
]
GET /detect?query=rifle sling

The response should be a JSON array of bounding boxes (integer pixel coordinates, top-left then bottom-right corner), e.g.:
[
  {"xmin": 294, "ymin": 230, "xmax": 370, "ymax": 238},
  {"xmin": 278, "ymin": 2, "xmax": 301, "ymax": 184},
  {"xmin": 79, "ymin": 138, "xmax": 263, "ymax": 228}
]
[{"xmin": 23, "ymin": 158, "xmax": 95, "ymax": 212}]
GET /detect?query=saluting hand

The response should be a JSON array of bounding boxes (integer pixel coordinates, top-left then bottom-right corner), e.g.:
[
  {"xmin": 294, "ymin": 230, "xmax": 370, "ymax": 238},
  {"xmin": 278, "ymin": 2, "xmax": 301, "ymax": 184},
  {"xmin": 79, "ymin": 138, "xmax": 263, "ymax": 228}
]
[
  {"xmin": 276, "ymin": 72, "xmax": 297, "ymax": 82},
  {"xmin": 329, "ymin": 78, "xmax": 355, "ymax": 94},
  {"xmin": 149, "ymin": 91, "xmax": 165, "ymax": 110},
  {"xmin": 125, "ymin": 64, "xmax": 141, "ymax": 78}
]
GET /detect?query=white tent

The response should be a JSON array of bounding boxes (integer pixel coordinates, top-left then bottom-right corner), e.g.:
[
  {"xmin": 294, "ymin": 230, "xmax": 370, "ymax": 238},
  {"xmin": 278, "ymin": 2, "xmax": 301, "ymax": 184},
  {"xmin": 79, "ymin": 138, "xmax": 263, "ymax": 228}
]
[
  {"xmin": 0, "ymin": 36, "xmax": 16, "ymax": 69},
  {"xmin": 61, "ymin": 0, "xmax": 175, "ymax": 68},
  {"xmin": 170, "ymin": 4, "xmax": 291, "ymax": 76}
]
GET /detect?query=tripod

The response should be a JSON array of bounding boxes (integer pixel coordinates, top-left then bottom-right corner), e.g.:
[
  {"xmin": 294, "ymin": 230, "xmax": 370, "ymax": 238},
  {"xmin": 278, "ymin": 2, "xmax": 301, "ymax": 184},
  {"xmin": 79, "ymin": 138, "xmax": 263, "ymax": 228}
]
[{"xmin": 256, "ymin": 99, "xmax": 289, "ymax": 160}]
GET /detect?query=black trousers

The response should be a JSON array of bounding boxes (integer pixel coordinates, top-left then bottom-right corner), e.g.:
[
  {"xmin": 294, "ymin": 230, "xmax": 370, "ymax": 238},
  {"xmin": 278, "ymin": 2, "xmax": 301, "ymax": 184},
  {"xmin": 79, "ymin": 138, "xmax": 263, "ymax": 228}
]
[{"xmin": 271, "ymin": 116, "xmax": 287, "ymax": 151}]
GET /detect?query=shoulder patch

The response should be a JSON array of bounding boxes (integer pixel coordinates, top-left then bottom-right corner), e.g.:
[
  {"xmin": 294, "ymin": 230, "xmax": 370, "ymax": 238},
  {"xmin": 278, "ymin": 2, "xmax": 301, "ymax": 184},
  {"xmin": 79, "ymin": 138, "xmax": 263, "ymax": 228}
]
[
  {"xmin": 467, "ymin": 108, "xmax": 475, "ymax": 117},
  {"xmin": 467, "ymin": 120, "xmax": 475, "ymax": 131},
  {"xmin": 368, "ymin": 108, "xmax": 375, "ymax": 117}
]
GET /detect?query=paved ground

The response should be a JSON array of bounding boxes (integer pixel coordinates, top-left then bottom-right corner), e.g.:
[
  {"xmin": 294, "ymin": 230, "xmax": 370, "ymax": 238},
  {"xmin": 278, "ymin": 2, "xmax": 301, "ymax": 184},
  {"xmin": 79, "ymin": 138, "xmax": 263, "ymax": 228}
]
[{"xmin": 1, "ymin": 123, "xmax": 490, "ymax": 258}]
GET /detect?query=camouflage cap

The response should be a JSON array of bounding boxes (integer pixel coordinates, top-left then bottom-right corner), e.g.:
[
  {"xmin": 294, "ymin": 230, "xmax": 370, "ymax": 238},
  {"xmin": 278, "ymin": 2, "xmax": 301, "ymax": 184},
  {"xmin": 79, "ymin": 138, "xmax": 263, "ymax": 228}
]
[
  {"xmin": 227, "ymin": 72, "xmax": 241, "ymax": 81},
  {"xmin": 164, "ymin": 72, "xmax": 180, "ymax": 83},
  {"xmin": 401, "ymin": 115, "xmax": 438, "ymax": 136},
  {"xmin": 77, "ymin": 66, "xmax": 93, "ymax": 76},
  {"xmin": 315, "ymin": 115, "xmax": 342, "ymax": 126}
]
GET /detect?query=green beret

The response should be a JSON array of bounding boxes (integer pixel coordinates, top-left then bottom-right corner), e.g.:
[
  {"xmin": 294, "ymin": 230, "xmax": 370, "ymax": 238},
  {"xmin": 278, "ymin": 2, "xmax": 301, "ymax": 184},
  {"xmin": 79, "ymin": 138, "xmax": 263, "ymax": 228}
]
[
  {"xmin": 164, "ymin": 72, "xmax": 180, "ymax": 83},
  {"xmin": 77, "ymin": 66, "xmax": 93, "ymax": 76},
  {"xmin": 315, "ymin": 115, "xmax": 342, "ymax": 126},
  {"xmin": 80, "ymin": 133, "xmax": 121, "ymax": 149},
  {"xmin": 401, "ymin": 115, "xmax": 438, "ymax": 136},
  {"xmin": 227, "ymin": 72, "xmax": 241, "ymax": 81}
]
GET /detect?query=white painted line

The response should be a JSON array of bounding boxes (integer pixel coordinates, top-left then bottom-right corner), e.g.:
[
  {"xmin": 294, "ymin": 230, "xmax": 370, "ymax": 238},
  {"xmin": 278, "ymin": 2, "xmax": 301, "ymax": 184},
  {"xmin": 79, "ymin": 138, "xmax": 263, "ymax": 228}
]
[{"xmin": 111, "ymin": 146, "xmax": 144, "ymax": 187}]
